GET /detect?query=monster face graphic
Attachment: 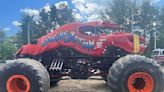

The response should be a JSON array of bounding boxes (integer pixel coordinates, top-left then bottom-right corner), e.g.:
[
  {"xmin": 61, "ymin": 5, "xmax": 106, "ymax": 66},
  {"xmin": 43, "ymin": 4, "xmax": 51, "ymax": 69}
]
[{"xmin": 17, "ymin": 22, "xmax": 146, "ymax": 56}]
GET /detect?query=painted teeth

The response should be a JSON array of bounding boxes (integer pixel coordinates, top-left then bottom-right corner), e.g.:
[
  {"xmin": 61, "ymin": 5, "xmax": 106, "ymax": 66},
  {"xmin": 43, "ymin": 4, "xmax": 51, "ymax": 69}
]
[
  {"xmin": 42, "ymin": 31, "xmax": 95, "ymax": 50},
  {"xmin": 82, "ymin": 41, "xmax": 94, "ymax": 48},
  {"xmin": 89, "ymin": 40, "xmax": 94, "ymax": 45}
]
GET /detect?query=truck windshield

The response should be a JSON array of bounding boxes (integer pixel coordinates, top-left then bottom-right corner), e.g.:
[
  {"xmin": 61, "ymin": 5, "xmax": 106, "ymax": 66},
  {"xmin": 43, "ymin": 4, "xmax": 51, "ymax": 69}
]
[
  {"xmin": 152, "ymin": 51, "xmax": 159, "ymax": 55},
  {"xmin": 79, "ymin": 26, "xmax": 104, "ymax": 36},
  {"xmin": 98, "ymin": 27, "xmax": 117, "ymax": 34},
  {"xmin": 160, "ymin": 51, "xmax": 164, "ymax": 56}
]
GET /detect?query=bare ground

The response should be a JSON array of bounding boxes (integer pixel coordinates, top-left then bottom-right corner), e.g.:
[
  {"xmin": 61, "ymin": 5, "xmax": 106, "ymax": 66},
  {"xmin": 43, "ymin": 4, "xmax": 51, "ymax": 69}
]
[{"xmin": 49, "ymin": 76, "xmax": 111, "ymax": 92}]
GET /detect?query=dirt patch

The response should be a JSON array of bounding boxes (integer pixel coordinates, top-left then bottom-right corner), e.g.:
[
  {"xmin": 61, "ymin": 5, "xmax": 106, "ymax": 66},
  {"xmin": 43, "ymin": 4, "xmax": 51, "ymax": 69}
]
[{"xmin": 49, "ymin": 76, "xmax": 111, "ymax": 92}]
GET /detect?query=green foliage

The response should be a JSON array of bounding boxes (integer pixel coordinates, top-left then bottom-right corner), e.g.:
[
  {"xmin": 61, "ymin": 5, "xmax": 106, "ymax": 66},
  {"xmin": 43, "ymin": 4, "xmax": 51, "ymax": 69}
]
[
  {"xmin": 19, "ymin": 15, "xmax": 34, "ymax": 45},
  {"xmin": 111, "ymin": 0, "xmax": 132, "ymax": 25},
  {"xmin": 0, "ymin": 29, "xmax": 5, "ymax": 43},
  {"xmin": 0, "ymin": 30, "xmax": 17, "ymax": 60},
  {"xmin": 157, "ymin": 28, "xmax": 164, "ymax": 48},
  {"xmin": 0, "ymin": 38, "xmax": 17, "ymax": 60},
  {"xmin": 18, "ymin": 5, "xmax": 75, "ymax": 46},
  {"xmin": 139, "ymin": 1, "xmax": 159, "ymax": 53},
  {"xmin": 55, "ymin": 6, "xmax": 75, "ymax": 25},
  {"xmin": 157, "ymin": 7, "xmax": 164, "ymax": 48},
  {"xmin": 101, "ymin": 0, "xmax": 133, "ymax": 32},
  {"xmin": 140, "ymin": 1, "xmax": 159, "ymax": 36}
]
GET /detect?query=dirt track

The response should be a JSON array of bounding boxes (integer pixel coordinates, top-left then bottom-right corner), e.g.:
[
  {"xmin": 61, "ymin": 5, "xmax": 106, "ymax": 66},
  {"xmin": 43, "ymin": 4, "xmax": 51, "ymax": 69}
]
[{"xmin": 49, "ymin": 76, "xmax": 111, "ymax": 92}]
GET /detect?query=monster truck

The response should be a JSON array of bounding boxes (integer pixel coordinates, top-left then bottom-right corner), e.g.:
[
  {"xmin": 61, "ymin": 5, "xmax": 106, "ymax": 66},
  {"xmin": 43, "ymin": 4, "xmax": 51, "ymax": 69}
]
[{"xmin": 0, "ymin": 21, "xmax": 164, "ymax": 92}]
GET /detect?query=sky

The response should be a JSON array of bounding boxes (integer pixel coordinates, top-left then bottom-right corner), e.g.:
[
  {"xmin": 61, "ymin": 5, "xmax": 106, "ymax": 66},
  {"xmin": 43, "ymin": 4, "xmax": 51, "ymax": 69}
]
[
  {"xmin": 0, "ymin": 0, "xmax": 72, "ymax": 35},
  {"xmin": 0, "ymin": 0, "xmax": 163, "ymax": 35}
]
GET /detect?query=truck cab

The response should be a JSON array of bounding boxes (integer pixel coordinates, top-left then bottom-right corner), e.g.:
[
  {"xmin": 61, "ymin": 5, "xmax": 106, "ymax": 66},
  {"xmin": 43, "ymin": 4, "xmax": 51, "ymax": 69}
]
[{"xmin": 152, "ymin": 49, "xmax": 164, "ymax": 64}]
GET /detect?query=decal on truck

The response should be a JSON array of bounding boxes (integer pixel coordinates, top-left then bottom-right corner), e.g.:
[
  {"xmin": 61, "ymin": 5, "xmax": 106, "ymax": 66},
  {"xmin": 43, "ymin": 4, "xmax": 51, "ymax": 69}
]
[{"xmin": 133, "ymin": 34, "xmax": 140, "ymax": 53}]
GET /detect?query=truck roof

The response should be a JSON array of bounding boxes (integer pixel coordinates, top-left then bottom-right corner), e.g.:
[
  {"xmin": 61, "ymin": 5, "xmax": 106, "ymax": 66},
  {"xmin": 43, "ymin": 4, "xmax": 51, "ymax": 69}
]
[{"xmin": 153, "ymin": 49, "xmax": 164, "ymax": 52}]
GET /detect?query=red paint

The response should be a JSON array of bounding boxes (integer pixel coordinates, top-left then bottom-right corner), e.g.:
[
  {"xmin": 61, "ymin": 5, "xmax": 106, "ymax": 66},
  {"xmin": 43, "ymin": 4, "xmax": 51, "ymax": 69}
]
[{"xmin": 16, "ymin": 21, "xmax": 146, "ymax": 57}]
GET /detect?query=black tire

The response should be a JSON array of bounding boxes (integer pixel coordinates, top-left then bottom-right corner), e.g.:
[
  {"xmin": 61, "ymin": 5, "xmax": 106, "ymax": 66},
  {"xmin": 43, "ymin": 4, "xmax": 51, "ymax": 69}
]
[
  {"xmin": 0, "ymin": 59, "xmax": 50, "ymax": 92},
  {"xmin": 107, "ymin": 55, "xmax": 164, "ymax": 92}
]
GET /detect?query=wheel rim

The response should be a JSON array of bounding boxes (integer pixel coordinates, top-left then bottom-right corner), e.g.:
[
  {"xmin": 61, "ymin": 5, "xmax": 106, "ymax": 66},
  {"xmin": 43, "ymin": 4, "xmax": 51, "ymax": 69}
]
[
  {"xmin": 7, "ymin": 75, "xmax": 30, "ymax": 92},
  {"xmin": 127, "ymin": 72, "xmax": 154, "ymax": 92}
]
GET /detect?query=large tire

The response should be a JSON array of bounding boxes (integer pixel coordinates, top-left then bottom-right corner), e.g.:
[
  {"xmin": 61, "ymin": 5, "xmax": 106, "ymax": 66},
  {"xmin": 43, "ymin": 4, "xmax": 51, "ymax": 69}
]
[
  {"xmin": 0, "ymin": 59, "xmax": 50, "ymax": 92},
  {"xmin": 107, "ymin": 55, "xmax": 164, "ymax": 92}
]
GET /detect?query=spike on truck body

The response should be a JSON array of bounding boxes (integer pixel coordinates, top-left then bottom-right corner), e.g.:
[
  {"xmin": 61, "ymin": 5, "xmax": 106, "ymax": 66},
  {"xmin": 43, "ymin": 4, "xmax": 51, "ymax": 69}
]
[{"xmin": 0, "ymin": 22, "xmax": 164, "ymax": 92}]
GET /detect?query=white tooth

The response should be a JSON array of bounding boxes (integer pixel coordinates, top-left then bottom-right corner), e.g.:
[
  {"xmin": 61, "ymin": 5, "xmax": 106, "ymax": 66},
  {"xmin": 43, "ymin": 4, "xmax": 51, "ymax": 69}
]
[
  {"xmin": 89, "ymin": 41, "xmax": 91, "ymax": 45},
  {"xmin": 86, "ymin": 42, "xmax": 88, "ymax": 45}
]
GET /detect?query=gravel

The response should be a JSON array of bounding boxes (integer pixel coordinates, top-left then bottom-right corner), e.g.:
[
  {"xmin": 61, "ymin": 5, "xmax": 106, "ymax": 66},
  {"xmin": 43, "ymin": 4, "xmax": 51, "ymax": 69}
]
[{"xmin": 49, "ymin": 76, "xmax": 111, "ymax": 92}]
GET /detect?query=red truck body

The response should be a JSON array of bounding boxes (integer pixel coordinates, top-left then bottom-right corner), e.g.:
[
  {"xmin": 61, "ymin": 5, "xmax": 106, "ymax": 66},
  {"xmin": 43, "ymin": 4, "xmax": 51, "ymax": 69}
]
[{"xmin": 17, "ymin": 21, "xmax": 146, "ymax": 57}]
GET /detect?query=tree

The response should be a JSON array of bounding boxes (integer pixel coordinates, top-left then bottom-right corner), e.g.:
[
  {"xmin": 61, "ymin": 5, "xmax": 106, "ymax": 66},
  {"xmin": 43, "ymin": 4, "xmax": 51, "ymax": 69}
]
[
  {"xmin": 19, "ymin": 14, "xmax": 34, "ymax": 45},
  {"xmin": 101, "ymin": 0, "xmax": 133, "ymax": 32},
  {"xmin": 56, "ymin": 6, "xmax": 75, "ymax": 25},
  {"xmin": 157, "ymin": 28, "xmax": 164, "ymax": 48},
  {"xmin": 0, "ymin": 38, "xmax": 17, "ymax": 60},
  {"xmin": 0, "ymin": 29, "xmax": 6, "ymax": 60},
  {"xmin": 139, "ymin": 1, "xmax": 159, "ymax": 56},
  {"xmin": 139, "ymin": 1, "xmax": 159, "ymax": 37},
  {"xmin": 0, "ymin": 28, "xmax": 6, "ymax": 43},
  {"xmin": 17, "ymin": 4, "xmax": 75, "ymax": 46},
  {"xmin": 157, "ymin": 6, "xmax": 164, "ymax": 48},
  {"xmin": 0, "ymin": 29, "xmax": 17, "ymax": 60},
  {"xmin": 111, "ymin": 0, "xmax": 132, "ymax": 25}
]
